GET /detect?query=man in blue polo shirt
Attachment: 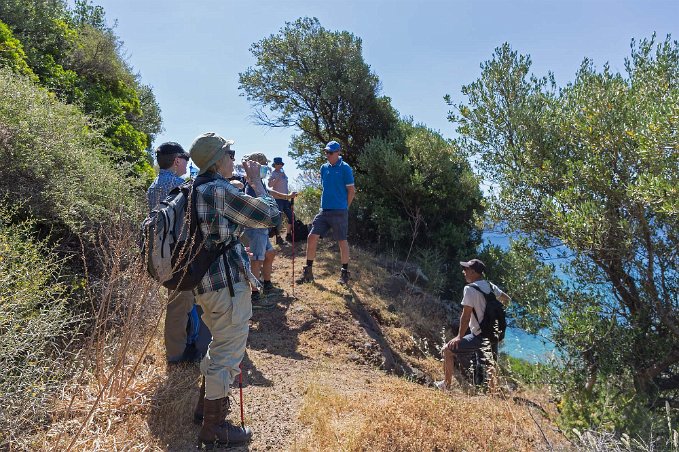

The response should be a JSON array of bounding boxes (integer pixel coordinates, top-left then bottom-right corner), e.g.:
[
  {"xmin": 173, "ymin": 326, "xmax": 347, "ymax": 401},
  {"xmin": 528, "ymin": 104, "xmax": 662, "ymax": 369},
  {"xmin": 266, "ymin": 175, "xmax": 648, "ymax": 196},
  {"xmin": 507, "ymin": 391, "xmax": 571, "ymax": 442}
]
[{"xmin": 297, "ymin": 141, "xmax": 355, "ymax": 285}]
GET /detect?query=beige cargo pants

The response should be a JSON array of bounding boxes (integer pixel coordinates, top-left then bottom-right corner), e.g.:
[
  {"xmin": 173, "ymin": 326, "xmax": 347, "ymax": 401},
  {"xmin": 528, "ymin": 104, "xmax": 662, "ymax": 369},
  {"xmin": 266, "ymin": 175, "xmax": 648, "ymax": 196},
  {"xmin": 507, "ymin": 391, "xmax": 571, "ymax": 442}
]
[
  {"xmin": 194, "ymin": 281, "xmax": 252, "ymax": 400},
  {"xmin": 165, "ymin": 290, "xmax": 195, "ymax": 362}
]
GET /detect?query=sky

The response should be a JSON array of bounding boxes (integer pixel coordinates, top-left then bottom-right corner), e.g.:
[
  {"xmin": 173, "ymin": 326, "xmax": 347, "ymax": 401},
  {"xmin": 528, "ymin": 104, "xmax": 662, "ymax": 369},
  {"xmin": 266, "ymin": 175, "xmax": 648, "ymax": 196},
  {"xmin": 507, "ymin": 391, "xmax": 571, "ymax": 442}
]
[{"xmin": 82, "ymin": 0, "xmax": 678, "ymax": 183}]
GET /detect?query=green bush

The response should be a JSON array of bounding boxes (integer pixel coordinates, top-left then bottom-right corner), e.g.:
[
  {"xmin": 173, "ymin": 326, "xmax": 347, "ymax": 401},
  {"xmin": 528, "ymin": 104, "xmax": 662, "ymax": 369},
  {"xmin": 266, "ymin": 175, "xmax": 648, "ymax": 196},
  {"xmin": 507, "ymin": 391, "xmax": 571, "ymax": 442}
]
[
  {"xmin": 0, "ymin": 209, "xmax": 82, "ymax": 444},
  {"xmin": 0, "ymin": 68, "xmax": 143, "ymax": 240},
  {"xmin": 357, "ymin": 120, "xmax": 484, "ymax": 296},
  {"xmin": 0, "ymin": 20, "xmax": 37, "ymax": 81},
  {"xmin": 292, "ymin": 186, "xmax": 322, "ymax": 225}
]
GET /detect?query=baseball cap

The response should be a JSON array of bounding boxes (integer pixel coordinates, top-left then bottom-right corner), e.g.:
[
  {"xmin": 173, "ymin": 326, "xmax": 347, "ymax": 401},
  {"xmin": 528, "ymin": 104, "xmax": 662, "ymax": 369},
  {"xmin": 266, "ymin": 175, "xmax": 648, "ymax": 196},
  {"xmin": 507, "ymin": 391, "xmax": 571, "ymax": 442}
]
[
  {"xmin": 156, "ymin": 142, "xmax": 189, "ymax": 159},
  {"xmin": 324, "ymin": 141, "xmax": 341, "ymax": 152},
  {"xmin": 460, "ymin": 258, "xmax": 486, "ymax": 274}
]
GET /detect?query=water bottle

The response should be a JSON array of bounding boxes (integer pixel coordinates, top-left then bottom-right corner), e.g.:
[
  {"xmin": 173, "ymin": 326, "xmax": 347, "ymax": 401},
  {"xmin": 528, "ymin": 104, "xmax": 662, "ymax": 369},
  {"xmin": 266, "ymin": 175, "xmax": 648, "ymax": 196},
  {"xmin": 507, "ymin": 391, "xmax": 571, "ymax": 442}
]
[{"xmin": 189, "ymin": 162, "xmax": 198, "ymax": 180}]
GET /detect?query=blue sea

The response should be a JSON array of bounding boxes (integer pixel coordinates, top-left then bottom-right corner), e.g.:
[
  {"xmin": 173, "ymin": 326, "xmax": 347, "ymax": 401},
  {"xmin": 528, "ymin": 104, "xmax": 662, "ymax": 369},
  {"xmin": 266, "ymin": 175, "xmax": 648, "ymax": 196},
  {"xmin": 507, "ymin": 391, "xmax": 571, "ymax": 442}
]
[{"xmin": 483, "ymin": 230, "xmax": 560, "ymax": 364}]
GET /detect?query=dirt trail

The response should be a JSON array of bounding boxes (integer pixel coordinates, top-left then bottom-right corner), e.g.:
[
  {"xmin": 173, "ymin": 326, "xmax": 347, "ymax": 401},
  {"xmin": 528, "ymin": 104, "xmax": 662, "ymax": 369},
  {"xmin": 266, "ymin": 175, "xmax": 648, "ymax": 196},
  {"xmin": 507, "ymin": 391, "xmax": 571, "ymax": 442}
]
[
  {"xmin": 156, "ymin": 242, "xmax": 395, "ymax": 451},
  {"xmin": 142, "ymin": 241, "xmax": 566, "ymax": 451}
]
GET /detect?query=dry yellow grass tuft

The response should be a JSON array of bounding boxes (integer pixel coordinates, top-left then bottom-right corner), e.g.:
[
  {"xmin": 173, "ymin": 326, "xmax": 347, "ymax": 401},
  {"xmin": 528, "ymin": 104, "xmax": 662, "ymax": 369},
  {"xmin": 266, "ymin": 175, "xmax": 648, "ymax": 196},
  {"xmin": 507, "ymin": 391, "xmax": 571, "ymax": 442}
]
[{"xmin": 295, "ymin": 379, "xmax": 566, "ymax": 452}]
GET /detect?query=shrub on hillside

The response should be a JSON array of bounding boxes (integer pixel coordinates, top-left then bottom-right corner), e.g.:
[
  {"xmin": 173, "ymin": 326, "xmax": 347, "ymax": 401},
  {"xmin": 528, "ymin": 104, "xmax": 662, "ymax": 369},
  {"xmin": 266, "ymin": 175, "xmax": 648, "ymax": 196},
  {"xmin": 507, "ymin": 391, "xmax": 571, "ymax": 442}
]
[
  {"xmin": 357, "ymin": 120, "xmax": 484, "ymax": 296},
  {"xmin": 0, "ymin": 210, "xmax": 82, "ymax": 445},
  {"xmin": 0, "ymin": 69, "xmax": 143, "ymax": 243}
]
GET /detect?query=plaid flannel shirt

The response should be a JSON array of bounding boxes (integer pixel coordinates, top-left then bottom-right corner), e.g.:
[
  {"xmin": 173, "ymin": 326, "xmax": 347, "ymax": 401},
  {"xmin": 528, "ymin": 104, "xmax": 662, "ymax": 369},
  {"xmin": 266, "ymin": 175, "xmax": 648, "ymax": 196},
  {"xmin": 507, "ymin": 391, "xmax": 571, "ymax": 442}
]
[
  {"xmin": 194, "ymin": 172, "xmax": 280, "ymax": 295},
  {"xmin": 147, "ymin": 169, "xmax": 185, "ymax": 211}
]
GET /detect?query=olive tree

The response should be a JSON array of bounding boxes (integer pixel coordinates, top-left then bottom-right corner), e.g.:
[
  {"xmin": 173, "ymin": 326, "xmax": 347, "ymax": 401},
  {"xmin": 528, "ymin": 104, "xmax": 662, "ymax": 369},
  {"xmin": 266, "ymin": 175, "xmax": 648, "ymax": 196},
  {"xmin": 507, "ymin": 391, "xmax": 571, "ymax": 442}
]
[{"xmin": 450, "ymin": 36, "xmax": 678, "ymax": 432}]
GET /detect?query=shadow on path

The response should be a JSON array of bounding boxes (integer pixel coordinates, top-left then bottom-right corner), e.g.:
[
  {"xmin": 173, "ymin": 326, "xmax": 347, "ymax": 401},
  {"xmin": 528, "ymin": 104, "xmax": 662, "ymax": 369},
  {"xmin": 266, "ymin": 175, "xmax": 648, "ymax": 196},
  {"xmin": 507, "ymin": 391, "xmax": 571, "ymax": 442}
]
[{"xmin": 247, "ymin": 294, "xmax": 320, "ymax": 361}]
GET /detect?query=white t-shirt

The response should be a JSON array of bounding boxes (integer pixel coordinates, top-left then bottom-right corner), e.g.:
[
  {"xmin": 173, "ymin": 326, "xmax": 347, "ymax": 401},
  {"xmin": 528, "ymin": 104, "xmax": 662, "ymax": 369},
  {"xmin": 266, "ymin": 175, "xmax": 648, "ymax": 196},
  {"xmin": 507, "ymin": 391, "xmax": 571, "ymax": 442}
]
[{"xmin": 460, "ymin": 280, "xmax": 507, "ymax": 336}]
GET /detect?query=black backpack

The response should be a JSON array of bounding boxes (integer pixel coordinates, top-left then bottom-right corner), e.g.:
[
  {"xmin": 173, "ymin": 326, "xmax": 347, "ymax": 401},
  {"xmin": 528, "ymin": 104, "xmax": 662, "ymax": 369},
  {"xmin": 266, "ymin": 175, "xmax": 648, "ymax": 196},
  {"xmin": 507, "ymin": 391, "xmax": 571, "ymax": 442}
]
[
  {"xmin": 468, "ymin": 283, "xmax": 507, "ymax": 343},
  {"xmin": 286, "ymin": 218, "xmax": 309, "ymax": 243},
  {"xmin": 141, "ymin": 175, "xmax": 234, "ymax": 291}
]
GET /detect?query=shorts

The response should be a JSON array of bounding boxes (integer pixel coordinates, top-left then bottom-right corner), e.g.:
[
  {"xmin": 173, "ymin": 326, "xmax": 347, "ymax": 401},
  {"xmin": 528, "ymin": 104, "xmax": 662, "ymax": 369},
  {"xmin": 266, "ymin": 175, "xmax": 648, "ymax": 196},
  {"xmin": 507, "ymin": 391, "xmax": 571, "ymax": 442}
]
[
  {"xmin": 445, "ymin": 333, "xmax": 498, "ymax": 363},
  {"xmin": 309, "ymin": 209, "xmax": 348, "ymax": 241},
  {"xmin": 242, "ymin": 228, "xmax": 273, "ymax": 261}
]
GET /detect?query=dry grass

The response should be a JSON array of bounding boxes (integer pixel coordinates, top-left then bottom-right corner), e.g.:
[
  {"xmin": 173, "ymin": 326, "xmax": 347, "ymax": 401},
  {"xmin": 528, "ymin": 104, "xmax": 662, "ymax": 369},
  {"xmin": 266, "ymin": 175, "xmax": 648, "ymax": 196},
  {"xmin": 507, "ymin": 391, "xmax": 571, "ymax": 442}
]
[
  {"xmin": 294, "ymin": 379, "xmax": 567, "ymax": 452},
  {"xmin": 10, "ymin": 235, "xmax": 569, "ymax": 451}
]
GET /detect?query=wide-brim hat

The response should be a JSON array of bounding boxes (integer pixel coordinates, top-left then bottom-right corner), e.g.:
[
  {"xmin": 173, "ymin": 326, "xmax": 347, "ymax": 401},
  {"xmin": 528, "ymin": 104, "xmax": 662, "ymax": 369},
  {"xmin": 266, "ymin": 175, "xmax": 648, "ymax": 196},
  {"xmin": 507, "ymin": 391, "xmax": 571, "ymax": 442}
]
[
  {"xmin": 272, "ymin": 157, "xmax": 284, "ymax": 165},
  {"xmin": 460, "ymin": 258, "xmax": 486, "ymax": 274},
  {"xmin": 243, "ymin": 152, "xmax": 269, "ymax": 166},
  {"xmin": 189, "ymin": 132, "xmax": 235, "ymax": 175}
]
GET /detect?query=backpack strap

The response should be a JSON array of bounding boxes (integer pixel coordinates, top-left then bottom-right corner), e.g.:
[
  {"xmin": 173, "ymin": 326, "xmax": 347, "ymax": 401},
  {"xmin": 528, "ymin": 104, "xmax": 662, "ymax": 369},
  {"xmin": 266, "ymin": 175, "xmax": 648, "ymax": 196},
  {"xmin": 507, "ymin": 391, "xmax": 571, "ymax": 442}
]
[
  {"xmin": 466, "ymin": 283, "xmax": 489, "ymax": 335},
  {"xmin": 191, "ymin": 176, "xmax": 242, "ymax": 297}
]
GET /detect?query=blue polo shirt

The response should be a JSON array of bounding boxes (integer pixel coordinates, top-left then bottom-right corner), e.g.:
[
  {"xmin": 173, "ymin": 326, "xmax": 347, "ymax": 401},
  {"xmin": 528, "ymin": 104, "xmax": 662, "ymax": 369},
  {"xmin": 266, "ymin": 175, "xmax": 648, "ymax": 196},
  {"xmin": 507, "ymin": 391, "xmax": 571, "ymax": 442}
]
[{"xmin": 320, "ymin": 157, "xmax": 354, "ymax": 210}]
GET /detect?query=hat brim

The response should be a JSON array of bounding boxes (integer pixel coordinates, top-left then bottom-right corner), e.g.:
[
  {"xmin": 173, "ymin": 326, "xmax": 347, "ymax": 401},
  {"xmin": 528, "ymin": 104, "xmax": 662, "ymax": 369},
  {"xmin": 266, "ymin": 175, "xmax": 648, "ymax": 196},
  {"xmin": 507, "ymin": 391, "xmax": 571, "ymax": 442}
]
[{"xmin": 197, "ymin": 147, "xmax": 227, "ymax": 175}]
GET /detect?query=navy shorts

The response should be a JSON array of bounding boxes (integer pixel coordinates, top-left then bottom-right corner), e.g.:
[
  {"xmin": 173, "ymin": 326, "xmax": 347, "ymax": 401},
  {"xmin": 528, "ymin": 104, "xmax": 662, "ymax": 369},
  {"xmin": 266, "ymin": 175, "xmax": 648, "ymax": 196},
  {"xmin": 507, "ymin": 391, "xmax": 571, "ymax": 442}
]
[
  {"xmin": 445, "ymin": 333, "xmax": 498, "ymax": 363},
  {"xmin": 309, "ymin": 209, "xmax": 348, "ymax": 241}
]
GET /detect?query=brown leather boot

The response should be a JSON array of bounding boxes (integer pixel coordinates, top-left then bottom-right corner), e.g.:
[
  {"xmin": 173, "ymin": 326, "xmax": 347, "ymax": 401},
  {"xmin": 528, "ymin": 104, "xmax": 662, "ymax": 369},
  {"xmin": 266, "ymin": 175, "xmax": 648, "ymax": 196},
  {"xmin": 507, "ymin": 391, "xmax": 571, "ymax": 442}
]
[
  {"xmin": 193, "ymin": 377, "xmax": 205, "ymax": 424},
  {"xmin": 199, "ymin": 397, "xmax": 253, "ymax": 447}
]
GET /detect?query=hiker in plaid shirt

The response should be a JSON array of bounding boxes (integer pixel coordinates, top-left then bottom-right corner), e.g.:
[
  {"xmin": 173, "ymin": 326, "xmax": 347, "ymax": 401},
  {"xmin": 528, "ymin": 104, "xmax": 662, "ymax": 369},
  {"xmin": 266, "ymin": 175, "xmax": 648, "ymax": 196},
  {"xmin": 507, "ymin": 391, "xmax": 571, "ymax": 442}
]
[{"xmin": 189, "ymin": 132, "xmax": 280, "ymax": 447}]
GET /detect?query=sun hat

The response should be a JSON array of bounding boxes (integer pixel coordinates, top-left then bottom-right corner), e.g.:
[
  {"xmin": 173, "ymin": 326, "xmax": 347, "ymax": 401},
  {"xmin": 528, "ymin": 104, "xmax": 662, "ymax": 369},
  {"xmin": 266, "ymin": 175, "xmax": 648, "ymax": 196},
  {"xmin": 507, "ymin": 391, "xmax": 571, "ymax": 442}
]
[
  {"xmin": 460, "ymin": 258, "xmax": 486, "ymax": 274},
  {"xmin": 242, "ymin": 152, "xmax": 269, "ymax": 165},
  {"xmin": 272, "ymin": 157, "xmax": 284, "ymax": 165},
  {"xmin": 324, "ymin": 141, "xmax": 341, "ymax": 152},
  {"xmin": 156, "ymin": 142, "xmax": 189, "ymax": 159},
  {"xmin": 189, "ymin": 132, "xmax": 235, "ymax": 175}
]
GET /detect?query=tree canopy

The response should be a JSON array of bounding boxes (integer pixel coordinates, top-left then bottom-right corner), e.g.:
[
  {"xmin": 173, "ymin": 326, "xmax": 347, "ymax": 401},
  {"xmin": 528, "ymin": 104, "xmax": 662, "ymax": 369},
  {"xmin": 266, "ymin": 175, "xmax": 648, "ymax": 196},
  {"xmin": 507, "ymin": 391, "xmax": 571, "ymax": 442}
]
[
  {"xmin": 0, "ymin": 0, "xmax": 162, "ymax": 183},
  {"xmin": 450, "ymin": 35, "xmax": 679, "ymax": 432},
  {"xmin": 239, "ymin": 17, "xmax": 398, "ymax": 170}
]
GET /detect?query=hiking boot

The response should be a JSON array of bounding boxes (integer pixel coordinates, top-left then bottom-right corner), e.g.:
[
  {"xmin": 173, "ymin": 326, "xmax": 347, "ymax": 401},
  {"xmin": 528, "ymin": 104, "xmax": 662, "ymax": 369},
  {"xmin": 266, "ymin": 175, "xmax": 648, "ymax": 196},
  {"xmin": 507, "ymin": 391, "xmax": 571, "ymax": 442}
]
[
  {"xmin": 338, "ymin": 268, "xmax": 350, "ymax": 285},
  {"xmin": 262, "ymin": 280, "xmax": 284, "ymax": 297},
  {"xmin": 199, "ymin": 397, "xmax": 252, "ymax": 447},
  {"xmin": 251, "ymin": 291, "xmax": 276, "ymax": 310},
  {"xmin": 275, "ymin": 235, "xmax": 285, "ymax": 246},
  {"xmin": 295, "ymin": 266, "xmax": 314, "ymax": 284},
  {"xmin": 193, "ymin": 377, "xmax": 205, "ymax": 424}
]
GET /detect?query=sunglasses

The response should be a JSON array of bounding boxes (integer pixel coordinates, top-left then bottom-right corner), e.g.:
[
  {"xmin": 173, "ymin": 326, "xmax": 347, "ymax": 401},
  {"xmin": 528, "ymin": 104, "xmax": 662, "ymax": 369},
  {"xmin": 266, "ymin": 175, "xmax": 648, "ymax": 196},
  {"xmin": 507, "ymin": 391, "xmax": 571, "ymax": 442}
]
[
  {"xmin": 226, "ymin": 149, "xmax": 236, "ymax": 160},
  {"xmin": 325, "ymin": 150, "xmax": 339, "ymax": 155}
]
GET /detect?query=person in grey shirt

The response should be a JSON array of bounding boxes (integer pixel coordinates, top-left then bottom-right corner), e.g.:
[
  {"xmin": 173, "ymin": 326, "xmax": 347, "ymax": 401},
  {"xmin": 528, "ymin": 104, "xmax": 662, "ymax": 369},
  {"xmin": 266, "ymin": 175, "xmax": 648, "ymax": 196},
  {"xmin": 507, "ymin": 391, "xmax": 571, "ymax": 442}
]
[{"xmin": 268, "ymin": 157, "xmax": 293, "ymax": 244}]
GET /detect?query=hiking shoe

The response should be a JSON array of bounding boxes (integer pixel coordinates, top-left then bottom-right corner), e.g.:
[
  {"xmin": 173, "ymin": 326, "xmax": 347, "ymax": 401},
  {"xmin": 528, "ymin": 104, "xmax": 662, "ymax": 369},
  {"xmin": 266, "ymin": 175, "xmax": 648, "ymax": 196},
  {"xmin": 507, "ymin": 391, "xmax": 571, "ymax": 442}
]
[
  {"xmin": 295, "ymin": 266, "xmax": 314, "ymax": 284},
  {"xmin": 434, "ymin": 380, "xmax": 448, "ymax": 391},
  {"xmin": 275, "ymin": 235, "xmax": 285, "ymax": 246},
  {"xmin": 338, "ymin": 268, "xmax": 350, "ymax": 285},
  {"xmin": 262, "ymin": 280, "xmax": 284, "ymax": 296},
  {"xmin": 251, "ymin": 291, "xmax": 276, "ymax": 309}
]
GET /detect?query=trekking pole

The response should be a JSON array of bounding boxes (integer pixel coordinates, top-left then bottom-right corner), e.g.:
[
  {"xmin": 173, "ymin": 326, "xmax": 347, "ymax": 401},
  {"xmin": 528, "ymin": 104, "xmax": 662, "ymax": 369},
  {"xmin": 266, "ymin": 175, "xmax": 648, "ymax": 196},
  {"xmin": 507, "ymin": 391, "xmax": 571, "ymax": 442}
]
[
  {"xmin": 291, "ymin": 199, "xmax": 295, "ymax": 297},
  {"xmin": 239, "ymin": 363, "xmax": 245, "ymax": 428}
]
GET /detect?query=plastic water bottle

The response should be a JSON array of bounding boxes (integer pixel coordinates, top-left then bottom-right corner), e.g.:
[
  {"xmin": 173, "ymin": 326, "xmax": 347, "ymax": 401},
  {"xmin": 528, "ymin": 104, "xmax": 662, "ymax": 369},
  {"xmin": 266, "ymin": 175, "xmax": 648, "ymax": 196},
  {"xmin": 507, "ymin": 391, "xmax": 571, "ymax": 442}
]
[{"xmin": 189, "ymin": 162, "xmax": 198, "ymax": 180}]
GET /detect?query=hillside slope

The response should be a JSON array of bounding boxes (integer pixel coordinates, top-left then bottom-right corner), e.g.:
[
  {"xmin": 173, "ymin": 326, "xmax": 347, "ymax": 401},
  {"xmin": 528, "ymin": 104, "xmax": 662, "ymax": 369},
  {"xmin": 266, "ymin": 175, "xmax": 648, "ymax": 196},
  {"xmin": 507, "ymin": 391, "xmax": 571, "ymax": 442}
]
[{"xmin": 34, "ymin": 241, "xmax": 569, "ymax": 451}]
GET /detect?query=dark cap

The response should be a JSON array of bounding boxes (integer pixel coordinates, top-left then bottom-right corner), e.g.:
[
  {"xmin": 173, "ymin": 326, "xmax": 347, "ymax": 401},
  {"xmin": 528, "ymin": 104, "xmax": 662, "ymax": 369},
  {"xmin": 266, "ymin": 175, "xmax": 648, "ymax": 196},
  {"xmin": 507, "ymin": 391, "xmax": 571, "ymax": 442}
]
[
  {"xmin": 156, "ymin": 142, "xmax": 189, "ymax": 159},
  {"xmin": 273, "ymin": 157, "xmax": 284, "ymax": 165},
  {"xmin": 460, "ymin": 258, "xmax": 485, "ymax": 274}
]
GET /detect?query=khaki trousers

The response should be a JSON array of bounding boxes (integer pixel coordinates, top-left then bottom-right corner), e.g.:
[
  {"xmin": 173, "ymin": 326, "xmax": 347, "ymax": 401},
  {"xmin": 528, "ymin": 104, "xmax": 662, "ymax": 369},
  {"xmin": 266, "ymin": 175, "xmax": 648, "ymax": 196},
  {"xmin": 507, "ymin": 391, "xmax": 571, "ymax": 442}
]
[
  {"xmin": 195, "ymin": 281, "xmax": 251, "ymax": 400},
  {"xmin": 165, "ymin": 290, "xmax": 195, "ymax": 362}
]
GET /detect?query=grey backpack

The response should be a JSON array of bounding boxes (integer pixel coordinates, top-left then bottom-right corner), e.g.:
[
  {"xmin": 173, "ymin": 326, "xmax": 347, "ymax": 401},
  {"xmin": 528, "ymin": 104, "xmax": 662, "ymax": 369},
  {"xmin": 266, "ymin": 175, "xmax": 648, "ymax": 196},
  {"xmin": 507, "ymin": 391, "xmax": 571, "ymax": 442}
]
[{"xmin": 141, "ymin": 177, "xmax": 232, "ymax": 291}]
